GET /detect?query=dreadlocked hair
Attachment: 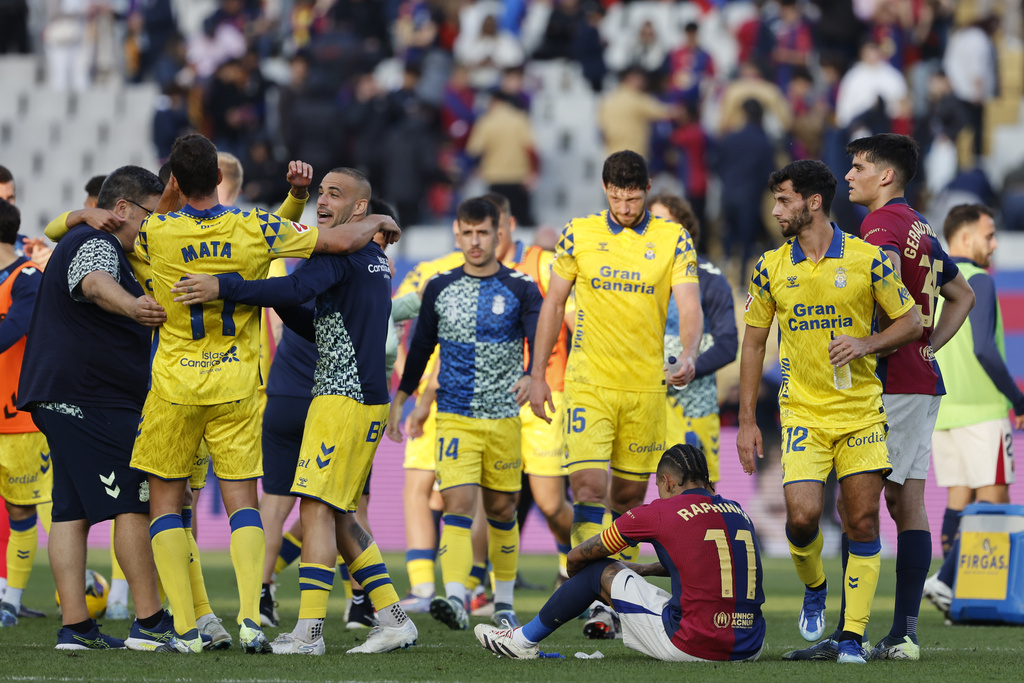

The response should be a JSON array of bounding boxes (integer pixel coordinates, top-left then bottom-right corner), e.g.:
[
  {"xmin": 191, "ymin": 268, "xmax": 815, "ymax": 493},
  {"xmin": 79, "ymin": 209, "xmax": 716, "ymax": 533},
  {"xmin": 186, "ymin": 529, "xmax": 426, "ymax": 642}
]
[{"xmin": 658, "ymin": 443, "xmax": 713, "ymax": 491}]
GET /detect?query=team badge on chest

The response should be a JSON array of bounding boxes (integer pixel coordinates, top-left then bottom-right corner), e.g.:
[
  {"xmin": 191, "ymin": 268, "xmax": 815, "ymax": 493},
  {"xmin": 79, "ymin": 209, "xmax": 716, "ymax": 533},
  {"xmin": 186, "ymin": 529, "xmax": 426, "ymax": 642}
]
[
  {"xmin": 492, "ymin": 295, "xmax": 506, "ymax": 315},
  {"xmin": 645, "ymin": 242, "xmax": 656, "ymax": 260},
  {"xmin": 834, "ymin": 267, "xmax": 847, "ymax": 288}
]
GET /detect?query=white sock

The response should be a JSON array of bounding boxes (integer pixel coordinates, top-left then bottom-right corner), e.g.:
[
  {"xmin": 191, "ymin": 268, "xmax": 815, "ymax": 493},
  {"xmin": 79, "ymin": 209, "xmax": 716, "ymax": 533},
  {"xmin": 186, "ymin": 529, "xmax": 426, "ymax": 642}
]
[
  {"xmin": 108, "ymin": 578, "xmax": 130, "ymax": 606},
  {"xmin": 4, "ymin": 587, "xmax": 24, "ymax": 611},
  {"xmin": 444, "ymin": 582, "xmax": 466, "ymax": 605},
  {"xmin": 512, "ymin": 627, "xmax": 535, "ymax": 647},
  {"xmin": 377, "ymin": 603, "xmax": 409, "ymax": 628},
  {"xmin": 0, "ymin": 577, "xmax": 7, "ymax": 600},
  {"xmin": 295, "ymin": 617, "xmax": 324, "ymax": 642},
  {"xmin": 411, "ymin": 582, "xmax": 434, "ymax": 598},
  {"xmin": 493, "ymin": 580, "xmax": 514, "ymax": 607}
]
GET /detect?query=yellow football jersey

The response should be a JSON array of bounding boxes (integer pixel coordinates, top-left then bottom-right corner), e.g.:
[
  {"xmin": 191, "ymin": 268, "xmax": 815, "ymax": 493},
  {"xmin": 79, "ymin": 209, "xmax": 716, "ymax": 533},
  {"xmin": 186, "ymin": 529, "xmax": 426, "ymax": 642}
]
[
  {"xmin": 553, "ymin": 210, "xmax": 697, "ymax": 392},
  {"xmin": 744, "ymin": 225, "xmax": 915, "ymax": 429},
  {"xmin": 136, "ymin": 205, "xmax": 319, "ymax": 405}
]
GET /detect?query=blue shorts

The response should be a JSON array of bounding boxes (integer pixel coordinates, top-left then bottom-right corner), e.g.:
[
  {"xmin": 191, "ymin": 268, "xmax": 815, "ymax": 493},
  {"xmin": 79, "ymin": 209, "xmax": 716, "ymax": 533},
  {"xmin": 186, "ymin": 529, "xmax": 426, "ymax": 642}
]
[
  {"xmin": 31, "ymin": 405, "xmax": 150, "ymax": 524},
  {"xmin": 261, "ymin": 395, "xmax": 311, "ymax": 496}
]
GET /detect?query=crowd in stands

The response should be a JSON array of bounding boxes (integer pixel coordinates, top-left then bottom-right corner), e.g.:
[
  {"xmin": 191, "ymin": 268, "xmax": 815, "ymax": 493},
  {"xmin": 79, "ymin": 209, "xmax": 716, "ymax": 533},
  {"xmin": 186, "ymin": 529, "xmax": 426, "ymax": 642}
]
[{"xmin": 0, "ymin": 0, "xmax": 1020, "ymax": 268}]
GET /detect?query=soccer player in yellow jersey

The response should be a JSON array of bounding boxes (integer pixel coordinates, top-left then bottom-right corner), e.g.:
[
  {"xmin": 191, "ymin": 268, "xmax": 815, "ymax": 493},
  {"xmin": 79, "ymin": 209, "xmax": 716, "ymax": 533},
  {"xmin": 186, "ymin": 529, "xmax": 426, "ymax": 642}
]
[
  {"xmin": 736, "ymin": 160, "xmax": 922, "ymax": 664},
  {"xmin": 528, "ymin": 151, "xmax": 703, "ymax": 565},
  {"xmin": 129, "ymin": 133, "xmax": 399, "ymax": 654}
]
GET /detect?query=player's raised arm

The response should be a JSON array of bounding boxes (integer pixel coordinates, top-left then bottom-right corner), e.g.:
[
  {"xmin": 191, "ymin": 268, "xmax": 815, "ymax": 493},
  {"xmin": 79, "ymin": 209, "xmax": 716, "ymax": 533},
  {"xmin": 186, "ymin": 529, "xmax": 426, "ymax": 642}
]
[
  {"xmin": 272, "ymin": 160, "xmax": 314, "ymax": 222},
  {"xmin": 736, "ymin": 324, "xmax": 769, "ymax": 474},
  {"xmin": 45, "ymin": 209, "xmax": 123, "ymax": 242},
  {"xmin": 528, "ymin": 271, "xmax": 572, "ymax": 422}
]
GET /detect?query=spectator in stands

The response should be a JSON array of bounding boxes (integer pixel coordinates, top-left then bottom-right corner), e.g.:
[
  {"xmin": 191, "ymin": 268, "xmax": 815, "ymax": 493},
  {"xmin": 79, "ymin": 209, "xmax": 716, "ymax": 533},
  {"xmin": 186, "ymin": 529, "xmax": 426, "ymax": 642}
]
[
  {"xmin": 330, "ymin": 0, "xmax": 391, "ymax": 59},
  {"xmin": 869, "ymin": 2, "xmax": 912, "ymax": 71},
  {"xmin": 188, "ymin": 15, "xmax": 247, "ymax": 80},
  {"xmin": 908, "ymin": 0, "xmax": 954, "ymax": 118},
  {"xmin": 466, "ymin": 92, "xmax": 537, "ymax": 226},
  {"xmin": 717, "ymin": 60, "xmax": 792, "ymax": 137},
  {"xmin": 573, "ymin": 1, "xmax": 606, "ymax": 93},
  {"xmin": 787, "ymin": 66, "xmax": 828, "ymax": 159},
  {"xmin": 667, "ymin": 22, "xmax": 714, "ymax": 109},
  {"xmin": 769, "ymin": 0, "xmax": 813, "ymax": 91},
  {"xmin": 668, "ymin": 104, "xmax": 709, "ymax": 250},
  {"xmin": 0, "ymin": 0, "xmax": 30, "ymax": 54},
  {"xmin": 138, "ymin": 0, "xmax": 178, "ymax": 80},
  {"xmin": 242, "ymin": 139, "xmax": 288, "ymax": 205},
  {"xmin": 204, "ymin": 57, "xmax": 265, "ymax": 159},
  {"xmin": 382, "ymin": 98, "xmax": 445, "ymax": 227},
  {"xmin": 598, "ymin": 67, "xmax": 672, "ymax": 159},
  {"xmin": 810, "ymin": 0, "xmax": 865, "ymax": 65},
  {"xmin": 534, "ymin": 0, "xmax": 582, "ymax": 61},
  {"xmin": 341, "ymin": 73, "xmax": 391, "ymax": 192},
  {"xmin": 44, "ymin": 0, "xmax": 91, "ymax": 91},
  {"xmin": 835, "ymin": 39, "xmax": 908, "ymax": 129},
  {"xmin": 455, "ymin": 13, "xmax": 525, "ymax": 91},
  {"xmin": 713, "ymin": 99, "xmax": 776, "ymax": 280},
  {"xmin": 613, "ymin": 21, "xmax": 667, "ymax": 79},
  {"xmin": 943, "ymin": 15, "xmax": 999, "ymax": 157},
  {"xmin": 153, "ymin": 84, "xmax": 193, "ymax": 163}
]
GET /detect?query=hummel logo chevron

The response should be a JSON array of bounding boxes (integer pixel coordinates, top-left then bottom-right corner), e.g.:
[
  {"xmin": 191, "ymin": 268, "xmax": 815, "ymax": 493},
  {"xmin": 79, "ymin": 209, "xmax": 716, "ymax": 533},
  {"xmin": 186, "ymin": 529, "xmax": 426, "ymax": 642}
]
[
  {"xmin": 848, "ymin": 576, "xmax": 859, "ymax": 589},
  {"xmin": 100, "ymin": 471, "xmax": 120, "ymax": 498},
  {"xmin": 317, "ymin": 443, "xmax": 334, "ymax": 468}
]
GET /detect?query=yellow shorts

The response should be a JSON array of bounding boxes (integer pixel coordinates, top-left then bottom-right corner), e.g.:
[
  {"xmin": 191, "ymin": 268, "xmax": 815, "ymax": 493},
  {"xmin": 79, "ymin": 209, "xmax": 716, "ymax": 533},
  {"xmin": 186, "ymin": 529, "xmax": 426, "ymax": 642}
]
[
  {"xmin": 131, "ymin": 392, "xmax": 262, "ymax": 481},
  {"xmin": 403, "ymin": 402, "xmax": 437, "ymax": 471},
  {"xmin": 434, "ymin": 413, "xmax": 522, "ymax": 492},
  {"xmin": 781, "ymin": 421, "xmax": 892, "ymax": 485},
  {"xmin": 0, "ymin": 432, "xmax": 52, "ymax": 505},
  {"xmin": 189, "ymin": 440, "xmax": 211, "ymax": 491},
  {"xmin": 291, "ymin": 395, "xmax": 387, "ymax": 512},
  {"xmin": 665, "ymin": 402, "xmax": 721, "ymax": 483},
  {"xmin": 563, "ymin": 381, "xmax": 666, "ymax": 482},
  {"xmin": 521, "ymin": 391, "xmax": 565, "ymax": 477}
]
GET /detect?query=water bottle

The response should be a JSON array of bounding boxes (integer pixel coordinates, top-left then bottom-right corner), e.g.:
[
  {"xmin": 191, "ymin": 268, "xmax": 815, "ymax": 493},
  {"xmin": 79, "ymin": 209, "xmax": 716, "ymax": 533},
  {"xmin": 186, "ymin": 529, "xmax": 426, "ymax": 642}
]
[
  {"xmin": 830, "ymin": 332, "xmax": 852, "ymax": 390},
  {"xmin": 667, "ymin": 355, "xmax": 683, "ymax": 376}
]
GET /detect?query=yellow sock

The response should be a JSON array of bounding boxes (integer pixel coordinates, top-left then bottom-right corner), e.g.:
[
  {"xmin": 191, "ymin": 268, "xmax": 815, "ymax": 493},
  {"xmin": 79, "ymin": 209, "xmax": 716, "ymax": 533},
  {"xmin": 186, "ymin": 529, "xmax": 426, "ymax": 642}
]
[
  {"xmin": 571, "ymin": 503, "xmax": 605, "ymax": 547},
  {"xmin": 229, "ymin": 508, "xmax": 265, "ymax": 626},
  {"xmin": 274, "ymin": 532, "xmax": 302, "ymax": 577},
  {"xmin": 297, "ymin": 562, "xmax": 334, "ymax": 619},
  {"xmin": 150, "ymin": 514, "xmax": 196, "ymax": 634},
  {"xmin": 486, "ymin": 518, "xmax": 518, "ymax": 584},
  {"xmin": 609, "ymin": 509, "xmax": 638, "ymax": 562},
  {"xmin": 36, "ymin": 502, "xmax": 51, "ymax": 534},
  {"xmin": 109, "ymin": 522, "xmax": 126, "ymax": 582},
  {"xmin": 185, "ymin": 527, "xmax": 212, "ymax": 619},
  {"xmin": 843, "ymin": 540, "xmax": 882, "ymax": 637},
  {"xmin": 406, "ymin": 549, "xmax": 436, "ymax": 595},
  {"xmin": 337, "ymin": 561, "xmax": 354, "ymax": 600},
  {"xmin": 349, "ymin": 543, "xmax": 400, "ymax": 610},
  {"xmin": 439, "ymin": 514, "xmax": 473, "ymax": 595},
  {"xmin": 788, "ymin": 528, "xmax": 826, "ymax": 589},
  {"xmin": 7, "ymin": 514, "xmax": 38, "ymax": 590}
]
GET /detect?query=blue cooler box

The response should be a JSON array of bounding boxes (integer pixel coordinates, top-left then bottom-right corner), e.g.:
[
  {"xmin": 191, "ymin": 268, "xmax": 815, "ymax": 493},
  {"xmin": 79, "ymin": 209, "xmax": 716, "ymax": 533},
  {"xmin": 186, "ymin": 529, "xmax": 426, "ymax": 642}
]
[{"xmin": 950, "ymin": 503, "xmax": 1024, "ymax": 624}]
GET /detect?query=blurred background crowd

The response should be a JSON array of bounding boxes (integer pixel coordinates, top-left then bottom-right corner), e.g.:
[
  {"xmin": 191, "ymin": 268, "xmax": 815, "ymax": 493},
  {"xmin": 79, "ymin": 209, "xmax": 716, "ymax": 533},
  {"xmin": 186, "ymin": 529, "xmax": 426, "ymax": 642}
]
[{"xmin": 1, "ymin": 0, "xmax": 1023, "ymax": 279}]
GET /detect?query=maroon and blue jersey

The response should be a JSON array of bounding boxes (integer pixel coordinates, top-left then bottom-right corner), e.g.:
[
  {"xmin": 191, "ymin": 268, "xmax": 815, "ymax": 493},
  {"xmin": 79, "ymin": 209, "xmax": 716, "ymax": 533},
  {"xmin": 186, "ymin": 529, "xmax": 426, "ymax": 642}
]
[
  {"xmin": 861, "ymin": 198, "xmax": 959, "ymax": 395},
  {"xmin": 603, "ymin": 488, "xmax": 765, "ymax": 661}
]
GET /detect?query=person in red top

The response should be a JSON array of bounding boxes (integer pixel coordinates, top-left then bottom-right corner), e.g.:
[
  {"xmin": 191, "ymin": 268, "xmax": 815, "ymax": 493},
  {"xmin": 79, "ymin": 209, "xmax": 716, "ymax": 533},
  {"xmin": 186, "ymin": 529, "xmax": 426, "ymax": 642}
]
[
  {"xmin": 0, "ymin": 198, "xmax": 50, "ymax": 626},
  {"xmin": 785, "ymin": 133, "xmax": 974, "ymax": 661},
  {"xmin": 475, "ymin": 443, "xmax": 765, "ymax": 662}
]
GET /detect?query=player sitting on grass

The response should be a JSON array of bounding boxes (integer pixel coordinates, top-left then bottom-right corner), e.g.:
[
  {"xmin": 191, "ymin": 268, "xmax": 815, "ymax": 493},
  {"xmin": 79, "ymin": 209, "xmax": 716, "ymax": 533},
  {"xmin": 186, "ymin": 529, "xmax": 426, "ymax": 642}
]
[{"xmin": 475, "ymin": 443, "xmax": 765, "ymax": 663}]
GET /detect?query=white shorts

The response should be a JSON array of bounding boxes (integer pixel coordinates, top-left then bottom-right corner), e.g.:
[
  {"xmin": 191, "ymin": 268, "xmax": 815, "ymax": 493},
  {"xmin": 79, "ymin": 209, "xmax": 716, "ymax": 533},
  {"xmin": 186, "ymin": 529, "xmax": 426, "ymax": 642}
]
[
  {"xmin": 609, "ymin": 569, "xmax": 761, "ymax": 663},
  {"xmin": 882, "ymin": 394, "xmax": 941, "ymax": 485},
  {"xmin": 932, "ymin": 418, "xmax": 1016, "ymax": 489}
]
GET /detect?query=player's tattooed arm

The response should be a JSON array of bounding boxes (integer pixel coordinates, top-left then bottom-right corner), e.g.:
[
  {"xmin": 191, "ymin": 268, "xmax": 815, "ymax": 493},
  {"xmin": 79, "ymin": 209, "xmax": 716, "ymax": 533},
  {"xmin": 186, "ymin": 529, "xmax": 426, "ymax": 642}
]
[
  {"xmin": 619, "ymin": 561, "xmax": 668, "ymax": 577},
  {"xmin": 566, "ymin": 534, "xmax": 614, "ymax": 578}
]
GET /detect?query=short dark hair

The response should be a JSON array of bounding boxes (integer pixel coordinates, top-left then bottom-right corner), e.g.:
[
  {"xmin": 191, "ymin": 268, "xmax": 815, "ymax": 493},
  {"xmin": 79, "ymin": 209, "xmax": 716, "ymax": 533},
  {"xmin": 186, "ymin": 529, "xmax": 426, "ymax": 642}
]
[
  {"xmin": 85, "ymin": 175, "xmax": 106, "ymax": 197},
  {"xmin": 456, "ymin": 197, "xmax": 500, "ymax": 230},
  {"xmin": 158, "ymin": 162, "xmax": 171, "ymax": 186},
  {"xmin": 169, "ymin": 133, "xmax": 219, "ymax": 198},
  {"xmin": 769, "ymin": 160, "xmax": 837, "ymax": 214},
  {"xmin": 369, "ymin": 197, "xmax": 399, "ymax": 226},
  {"xmin": 0, "ymin": 165, "xmax": 13, "ymax": 184},
  {"xmin": 657, "ymin": 443, "xmax": 712, "ymax": 490},
  {"xmin": 481, "ymin": 191, "xmax": 511, "ymax": 217},
  {"xmin": 327, "ymin": 167, "xmax": 372, "ymax": 201},
  {"xmin": 943, "ymin": 203, "xmax": 994, "ymax": 243},
  {"xmin": 602, "ymin": 151, "xmax": 649, "ymax": 191},
  {"xmin": 648, "ymin": 192, "xmax": 699, "ymax": 244},
  {"xmin": 845, "ymin": 133, "xmax": 920, "ymax": 190},
  {"xmin": 741, "ymin": 98, "xmax": 764, "ymax": 125},
  {"xmin": 96, "ymin": 166, "xmax": 164, "ymax": 212},
  {"xmin": 0, "ymin": 199, "xmax": 20, "ymax": 244}
]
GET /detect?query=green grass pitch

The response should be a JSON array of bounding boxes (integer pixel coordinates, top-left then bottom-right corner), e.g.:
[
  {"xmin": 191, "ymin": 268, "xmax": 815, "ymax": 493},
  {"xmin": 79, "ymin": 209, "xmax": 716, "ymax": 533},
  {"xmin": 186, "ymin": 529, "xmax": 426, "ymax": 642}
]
[{"xmin": 0, "ymin": 551, "xmax": 1020, "ymax": 681}]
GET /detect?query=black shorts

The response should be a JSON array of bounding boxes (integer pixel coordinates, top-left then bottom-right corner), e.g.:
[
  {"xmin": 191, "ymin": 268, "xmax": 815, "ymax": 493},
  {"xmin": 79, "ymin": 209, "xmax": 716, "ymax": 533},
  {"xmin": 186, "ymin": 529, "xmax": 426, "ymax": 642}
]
[
  {"xmin": 261, "ymin": 395, "xmax": 311, "ymax": 496},
  {"xmin": 32, "ymin": 405, "xmax": 149, "ymax": 524}
]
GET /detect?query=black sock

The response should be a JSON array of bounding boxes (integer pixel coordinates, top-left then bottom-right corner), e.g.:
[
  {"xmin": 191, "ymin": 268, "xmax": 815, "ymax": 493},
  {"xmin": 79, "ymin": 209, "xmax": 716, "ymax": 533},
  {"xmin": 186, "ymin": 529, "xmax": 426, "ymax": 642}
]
[
  {"xmin": 138, "ymin": 610, "xmax": 165, "ymax": 629},
  {"xmin": 66, "ymin": 619, "xmax": 94, "ymax": 634},
  {"xmin": 352, "ymin": 590, "xmax": 366, "ymax": 605}
]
